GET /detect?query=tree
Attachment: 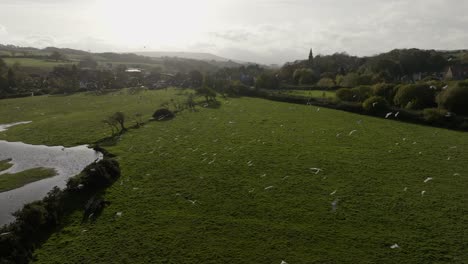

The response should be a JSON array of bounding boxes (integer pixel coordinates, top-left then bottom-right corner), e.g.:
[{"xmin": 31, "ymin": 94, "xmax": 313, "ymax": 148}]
[
  {"xmin": 293, "ymin": 68, "xmax": 318, "ymax": 85},
  {"xmin": 436, "ymin": 81, "xmax": 468, "ymax": 115},
  {"xmin": 255, "ymin": 72, "xmax": 280, "ymax": 89},
  {"xmin": 0, "ymin": 58, "xmax": 7, "ymax": 74},
  {"xmin": 49, "ymin": 51, "xmax": 64, "ymax": 62},
  {"xmin": 372, "ymin": 83, "xmax": 397, "ymax": 103},
  {"xmin": 189, "ymin": 70, "xmax": 203, "ymax": 88},
  {"xmin": 341, "ymin": 73, "xmax": 373, "ymax": 87},
  {"xmin": 103, "ymin": 116, "xmax": 119, "ymax": 135},
  {"xmin": 362, "ymin": 96, "xmax": 389, "ymax": 114},
  {"xmin": 196, "ymin": 86, "xmax": 217, "ymax": 103},
  {"xmin": 111, "ymin": 112, "xmax": 126, "ymax": 132},
  {"xmin": 394, "ymin": 84, "xmax": 436, "ymax": 109},
  {"xmin": 341, "ymin": 73, "xmax": 360, "ymax": 87},
  {"xmin": 78, "ymin": 56, "xmax": 98, "ymax": 69},
  {"xmin": 316, "ymin": 77, "xmax": 335, "ymax": 89},
  {"xmin": 350, "ymin": 86, "xmax": 373, "ymax": 102},
  {"xmin": 336, "ymin": 88, "xmax": 355, "ymax": 101},
  {"xmin": 7, "ymin": 68, "xmax": 16, "ymax": 91}
]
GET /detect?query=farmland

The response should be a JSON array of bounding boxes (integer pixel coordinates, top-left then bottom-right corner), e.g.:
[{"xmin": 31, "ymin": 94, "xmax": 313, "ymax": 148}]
[
  {"xmin": 3, "ymin": 58, "xmax": 75, "ymax": 70},
  {"xmin": 271, "ymin": 89, "xmax": 336, "ymax": 99},
  {"xmin": 0, "ymin": 90, "xmax": 467, "ymax": 263}
]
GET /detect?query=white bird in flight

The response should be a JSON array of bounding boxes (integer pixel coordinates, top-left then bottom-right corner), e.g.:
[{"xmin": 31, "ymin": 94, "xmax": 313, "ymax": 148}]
[
  {"xmin": 310, "ymin": 168, "xmax": 322, "ymax": 174},
  {"xmin": 348, "ymin": 130, "xmax": 357, "ymax": 136},
  {"xmin": 424, "ymin": 177, "xmax": 433, "ymax": 183},
  {"xmin": 390, "ymin": 244, "xmax": 400, "ymax": 249},
  {"xmin": 330, "ymin": 190, "xmax": 337, "ymax": 195},
  {"xmin": 385, "ymin": 112, "xmax": 393, "ymax": 119},
  {"xmin": 331, "ymin": 199, "xmax": 338, "ymax": 212}
]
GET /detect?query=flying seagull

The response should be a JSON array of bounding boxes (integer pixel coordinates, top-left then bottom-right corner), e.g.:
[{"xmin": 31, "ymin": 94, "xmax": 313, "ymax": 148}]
[
  {"xmin": 390, "ymin": 244, "xmax": 400, "ymax": 249},
  {"xmin": 310, "ymin": 168, "xmax": 322, "ymax": 174},
  {"xmin": 424, "ymin": 177, "xmax": 433, "ymax": 183},
  {"xmin": 385, "ymin": 112, "xmax": 393, "ymax": 119},
  {"xmin": 348, "ymin": 130, "xmax": 357, "ymax": 136},
  {"xmin": 331, "ymin": 199, "xmax": 338, "ymax": 212}
]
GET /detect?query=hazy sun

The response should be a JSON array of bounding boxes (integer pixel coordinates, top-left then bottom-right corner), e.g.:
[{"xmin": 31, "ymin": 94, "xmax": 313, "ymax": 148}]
[{"xmin": 94, "ymin": 0, "xmax": 215, "ymax": 49}]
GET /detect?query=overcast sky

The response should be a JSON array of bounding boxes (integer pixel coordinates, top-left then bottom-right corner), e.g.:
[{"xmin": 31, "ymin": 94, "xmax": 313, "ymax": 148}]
[{"xmin": 1, "ymin": 0, "xmax": 467, "ymax": 64}]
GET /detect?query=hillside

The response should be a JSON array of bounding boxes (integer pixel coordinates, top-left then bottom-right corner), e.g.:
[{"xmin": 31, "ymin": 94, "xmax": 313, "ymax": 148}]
[
  {"xmin": 134, "ymin": 51, "xmax": 232, "ymax": 62},
  {"xmin": 0, "ymin": 45, "xmax": 245, "ymax": 74},
  {"xmin": 0, "ymin": 90, "xmax": 466, "ymax": 263}
]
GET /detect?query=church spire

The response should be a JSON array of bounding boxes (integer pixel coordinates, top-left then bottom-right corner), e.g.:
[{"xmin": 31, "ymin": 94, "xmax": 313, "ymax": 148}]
[{"xmin": 308, "ymin": 48, "xmax": 314, "ymax": 64}]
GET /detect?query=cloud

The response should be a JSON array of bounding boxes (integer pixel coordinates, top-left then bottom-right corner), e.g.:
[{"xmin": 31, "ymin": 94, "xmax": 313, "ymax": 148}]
[
  {"xmin": 0, "ymin": 25, "xmax": 7, "ymax": 35},
  {"xmin": 210, "ymin": 30, "xmax": 253, "ymax": 42},
  {"xmin": 1, "ymin": 0, "xmax": 468, "ymax": 64}
]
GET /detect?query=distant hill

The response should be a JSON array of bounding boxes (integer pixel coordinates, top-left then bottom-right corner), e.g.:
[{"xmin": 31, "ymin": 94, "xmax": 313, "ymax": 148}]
[{"xmin": 134, "ymin": 51, "xmax": 232, "ymax": 62}]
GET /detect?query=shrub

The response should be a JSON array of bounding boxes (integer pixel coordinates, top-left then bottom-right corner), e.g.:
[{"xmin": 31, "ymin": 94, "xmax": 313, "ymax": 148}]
[
  {"xmin": 341, "ymin": 73, "xmax": 373, "ymax": 87},
  {"xmin": 372, "ymin": 83, "xmax": 396, "ymax": 102},
  {"xmin": 423, "ymin": 108, "xmax": 448, "ymax": 124},
  {"xmin": 362, "ymin": 96, "xmax": 389, "ymax": 114},
  {"xmin": 1, "ymin": 158, "xmax": 121, "ymax": 264},
  {"xmin": 79, "ymin": 159, "xmax": 121, "ymax": 189},
  {"xmin": 316, "ymin": 77, "xmax": 335, "ymax": 89},
  {"xmin": 350, "ymin": 86, "xmax": 373, "ymax": 102},
  {"xmin": 436, "ymin": 81, "xmax": 468, "ymax": 115},
  {"xmin": 394, "ymin": 84, "xmax": 436, "ymax": 110},
  {"xmin": 255, "ymin": 72, "xmax": 280, "ymax": 89},
  {"xmin": 336, "ymin": 88, "xmax": 355, "ymax": 101},
  {"xmin": 152, "ymin": 108, "xmax": 175, "ymax": 121}
]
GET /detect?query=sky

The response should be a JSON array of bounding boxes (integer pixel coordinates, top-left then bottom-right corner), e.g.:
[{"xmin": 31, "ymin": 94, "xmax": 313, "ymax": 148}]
[{"xmin": 0, "ymin": 0, "xmax": 467, "ymax": 64}]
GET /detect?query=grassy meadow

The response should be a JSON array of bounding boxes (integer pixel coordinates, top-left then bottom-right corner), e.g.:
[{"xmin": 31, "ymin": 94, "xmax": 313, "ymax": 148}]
[
  {"xmin": 0, "ymin": 89, "xmax": 186, "ymax": 146},
  {"xmin": 0, "ymin": 90, "xmax": 466, "ymax": 263},
  {"xmin": 3, "ymin": 58, "xmax": 75, "ymax": 70},
  {"xmin": 0, "ymin": 167, "xmax": 56, "ymax": 192},
  {"xmin": 273, "ymin": 89, "xmax": 336, "ymax": 99},
  {"xmin": 0, "ymin": 159, "xmax": 13, "ymax": 171}
]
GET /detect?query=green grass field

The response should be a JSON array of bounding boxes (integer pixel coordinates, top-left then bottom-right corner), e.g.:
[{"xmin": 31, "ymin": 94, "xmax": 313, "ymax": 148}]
[
  {"xmin": 272, "ymin": 89, "xmax": 336, "ymax": 99},
  {"xmin": 3, "ymin": 58, "xmax": 75, "ymax": 70},
  {"xmin": 0, "ymin": 167, "xmax": 56, "ymax": 192},
  {"xmin": 0, "ymin": 90, "xmax": 466, "ymax": 263},
  {"xmin": 0, "ymin": 89, "xmax": 186, "ymax": 146},
  {"xmin": 0, "ymin": 159, "xmax": 13, "ymax": 172}
]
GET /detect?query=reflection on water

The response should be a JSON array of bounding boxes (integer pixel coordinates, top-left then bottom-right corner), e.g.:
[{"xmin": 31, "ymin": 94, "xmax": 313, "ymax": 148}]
[{"xmin": 0, "ymin": 122, "xmax": 103, "ymax": 226}]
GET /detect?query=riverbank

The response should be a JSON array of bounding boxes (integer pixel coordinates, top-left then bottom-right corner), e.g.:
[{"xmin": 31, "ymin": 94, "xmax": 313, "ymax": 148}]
[{"xmin": 0, "ymin": 167, "xmax": 56, "ymax": 192}]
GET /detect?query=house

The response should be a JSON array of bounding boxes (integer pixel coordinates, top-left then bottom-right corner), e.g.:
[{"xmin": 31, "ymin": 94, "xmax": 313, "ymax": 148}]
[
  {"xmin": 444, "ymin": 65, "xmax": 468, "ymax": 80},
  {"xmin": 125, "ymin": 68, "xmax": 143, "ymax": 74}
]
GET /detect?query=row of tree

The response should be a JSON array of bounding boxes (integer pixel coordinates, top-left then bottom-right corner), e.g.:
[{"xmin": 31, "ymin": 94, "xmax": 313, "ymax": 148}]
[{"xmin": 335, "ymin": 80, "xmax": 468, "ymax": 117}]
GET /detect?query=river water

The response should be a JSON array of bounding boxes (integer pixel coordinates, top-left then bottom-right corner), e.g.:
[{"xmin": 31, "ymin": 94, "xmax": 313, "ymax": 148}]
[{"xmin": 0, "ymin": 122, "xmax": 102, "ymax": 226}]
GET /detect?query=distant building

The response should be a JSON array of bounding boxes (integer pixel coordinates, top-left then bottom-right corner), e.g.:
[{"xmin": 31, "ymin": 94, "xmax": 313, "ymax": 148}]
[
  {"xmin": 444, "ymin": 65, "xmax": 468, "ymax": 80},
  {"xmin": 125, "ymin": 68, "xmax": 142, "ymax": 73}
]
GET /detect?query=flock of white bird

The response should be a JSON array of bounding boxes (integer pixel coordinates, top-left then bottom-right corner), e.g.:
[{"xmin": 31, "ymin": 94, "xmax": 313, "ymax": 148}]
[{"xmin": 111, "ymin": 99, "xmax": 463, "ymax": 263}]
